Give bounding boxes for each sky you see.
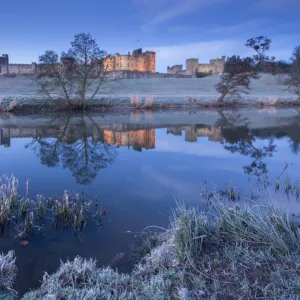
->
[0,0,299,72]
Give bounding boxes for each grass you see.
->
[0,175,104,242]
[18,194,300,299]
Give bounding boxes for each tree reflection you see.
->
[216,110,276,178]
[288,109,300,154]
[26,113,117,184]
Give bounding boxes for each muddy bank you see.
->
[1,98,300,114]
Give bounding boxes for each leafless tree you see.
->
[215,36,273,103]
[34,33,113,109]
[284,46,300,100]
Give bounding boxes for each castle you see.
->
[0,49,156,76]
[167,56,226,78]
[104,48,156,73]
[1,51,225,78]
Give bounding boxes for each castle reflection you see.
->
[167,125,223,143]
[1,111,300,183]
[103,129,155,151]
[0,125,223,149]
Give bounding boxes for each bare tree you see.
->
[34,33,112,109]
[215,36,273,103]
[284,46,300,100]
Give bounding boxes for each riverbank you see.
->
[3,198,300,299]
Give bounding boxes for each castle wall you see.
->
[114,54,132,70]
[197,64,214,73]
[105,70,192,79]
[8,64,36,75]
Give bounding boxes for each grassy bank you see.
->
[1,199,299,299]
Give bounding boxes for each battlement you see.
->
[9,63,34,66]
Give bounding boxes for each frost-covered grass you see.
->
[20,199,300,299]
[0,251,17,299]
[0,74,299,112]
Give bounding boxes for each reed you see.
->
[0,175,104,241]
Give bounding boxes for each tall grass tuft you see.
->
[143,96,154,109]
[130,95,141,108]
[0,250,17,298]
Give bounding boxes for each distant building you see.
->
[167,56,226,78]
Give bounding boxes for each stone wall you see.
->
[8,64,36,75]
[106,70,192,79]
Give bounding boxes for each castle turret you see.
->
[0,54,9,74]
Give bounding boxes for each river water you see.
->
[0,108,300,295]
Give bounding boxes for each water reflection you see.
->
[25,114,118,184]
[216,110,276,178]
[0,110,300,183]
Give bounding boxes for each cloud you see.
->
[167,25,196,33]
[206,19,268,36]
[253,0,299,10]
[139,0,228,31]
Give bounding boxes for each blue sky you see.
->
[0,0,299,72]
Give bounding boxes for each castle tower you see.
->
[0,54,9,74]
[145,51,156,73]
[210,56,226,73]
[186,58,198,78]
